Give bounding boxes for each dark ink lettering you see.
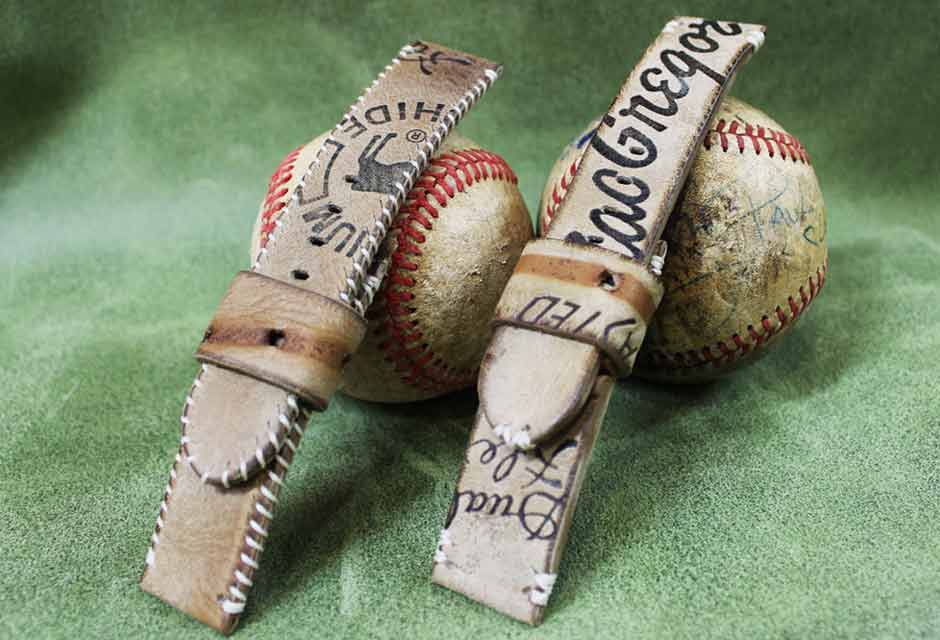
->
[591,126,658,168]
[413,101,444,122]
[364,104,391,125]
[340,115,367,139]
[517,295,560,324]
[547,301,581,329]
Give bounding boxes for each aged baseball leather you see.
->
[141,41,501,634]
[253,132,534,403]
[492,238,664,375]
[432,376,614,625]
[635,97,828,379]
[537,97,828,383]
[480,18,766,448]
[189,271,366,485]
[434,18,766,624]
[196,271,366,410]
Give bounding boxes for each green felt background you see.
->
[2,1,938,638]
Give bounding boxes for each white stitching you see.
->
[219,422,303,617]
[433,528,452,564]
[493,423,512,444]
[255,502,274,520]
[200,43,497,619]
[234,570,253,587]
[250,42,417,274]
[222,600,245,614]
[155,368,306,620]
[529,570,557,606]
[493,423,533,451]
[650,241,667,277]
[249,519,268,537]
[334,58,501,314]
[183,392,298,484]
[746,30,765,50]
[145,384,200,568]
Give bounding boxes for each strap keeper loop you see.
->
[196,271,366,410]
[492,239,664,376]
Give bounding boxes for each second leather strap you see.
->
[480,18,767,448]
[140,41,502,634]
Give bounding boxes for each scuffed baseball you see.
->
[539,97,828,382]
[252,131,532,402]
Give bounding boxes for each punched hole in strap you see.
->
[195,271,367,411]
[598,270,618,291]
[266,329,287,348]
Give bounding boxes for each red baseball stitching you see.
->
[258,144,303,249]
[378,148,517,392]
[543,156,581,231]
[703,118,810,163]
[642,260,827,374]
[541,120,811,230]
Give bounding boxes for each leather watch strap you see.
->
[140,42,501,634]
[481,17,766,447]
[433,18,765,622]
[432,376,614,625]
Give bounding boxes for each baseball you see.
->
[539,97,827,382]
[252,131,532,402]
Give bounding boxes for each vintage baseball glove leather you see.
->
[139,42,502,634]
[433,18,767,624]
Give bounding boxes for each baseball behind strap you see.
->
[481,18,767,447]
[140,42,501,634]
[433,18,765,623]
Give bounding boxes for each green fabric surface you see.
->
[2,2,938,638]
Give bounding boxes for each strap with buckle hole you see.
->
[140,41,501,634]
[433,18,766,624]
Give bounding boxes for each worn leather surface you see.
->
[639,97,827,379]
[477,18,765,448]
[482,239,662,449]
[492,239,664,375]
[190,272,366,483]
[196,271,366,411]
[436,19,767,622]
[139,411,306,635]
[140,41,502,634]
[538,97,828,382]
[7,4,940,639]
[251,44,500,314]
[251,132,534,403]
[432,376,614,625]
